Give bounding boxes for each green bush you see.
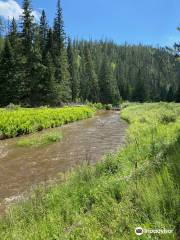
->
[105,104,112,110]
[158,112,176,124]
[0,106,95,139]
[87,102,104,110]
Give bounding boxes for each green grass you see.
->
[17,131,62,147]
[0,106,95,139]
[0,103,179,240]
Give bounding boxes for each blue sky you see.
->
[0,0,179,46]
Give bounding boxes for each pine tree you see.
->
[46,28,54,55]
[174,27,180,61]
[84,46,99,102]
[43,52,57,105]
[8,18,18,47]
[79,44,87,101]
[29,24,46,106]
[0,39,19,106]
[53,0,71,104]
[20,0,35,105]
[99,56,120,104]
[166,86,174,102]
[21,0,34,53]
[39,10,48,56]
[176,82,180,102]
[160,86,167,101]
[53,0,65,52]
[67,38,80,101]
[0,18,23,106]
[0,2,179,107]
[132,69,146,102]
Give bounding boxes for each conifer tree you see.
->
[21,0,34,53]
[29,24,46,106]
[0,0,179,106]
[174,27,180,61]
[79,45,87,101]
[99,56,120,104]
[53,0,71,104]
[53,0,65,51]
[46,28,54,55]
[0,39,19,105]
[84,46,99,102]
[132,69,146,102]
[20,0,35,105]
[166,86,174,102]
[176,82,180,103]
[8,18,18,47]
[67,38,79,101]
[39,10,48,56]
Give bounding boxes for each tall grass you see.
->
[0,103,179,239]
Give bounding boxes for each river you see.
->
[0,111,127,211]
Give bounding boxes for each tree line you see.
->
[0,0,179,107]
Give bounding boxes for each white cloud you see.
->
[0,0,40,21]
[32,10,40,21]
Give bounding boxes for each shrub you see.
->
[0,106,95,139]
[87,102,104,110]
[105,104,112,110]
[159,112,176,124]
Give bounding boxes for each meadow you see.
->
[0,103,179,239]
[0,106,95,139]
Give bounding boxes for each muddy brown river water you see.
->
[0,111,127,211]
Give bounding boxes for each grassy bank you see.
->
[0,103,179,239]
[0,106,95,139]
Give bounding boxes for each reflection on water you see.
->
[0,111,127,209]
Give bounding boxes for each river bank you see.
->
[0,111,127,214]
[0,103,179,240]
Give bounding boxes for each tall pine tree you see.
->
[99,56,120,104]
[39,10,48,57]
[132,69,146,102]
[53,0,71,104]
[20,0,35,105]
[84,46,99,102]
[67,38,80,101]
[176,82,180,102]
[0,39,19,106]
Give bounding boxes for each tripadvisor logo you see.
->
[135,227,143,236]
[135,226,173,236]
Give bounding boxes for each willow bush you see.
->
[0,106,95,139]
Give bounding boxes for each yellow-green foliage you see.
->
[0,106,95,139]
[0,103,179,240]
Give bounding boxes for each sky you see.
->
[0,0,179,47]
